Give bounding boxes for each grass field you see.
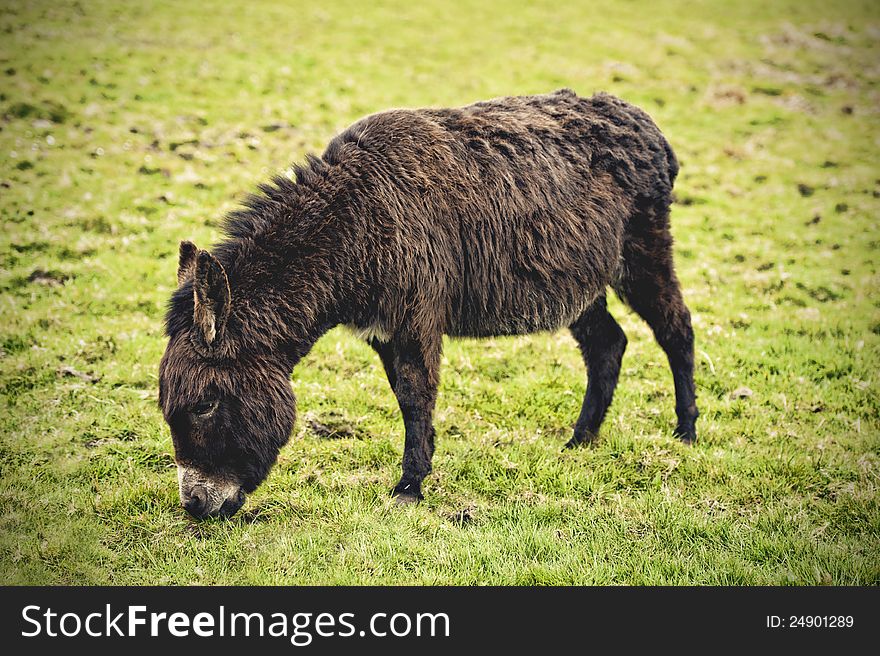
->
[1,0,878,585]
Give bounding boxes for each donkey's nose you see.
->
[183,485,208,518]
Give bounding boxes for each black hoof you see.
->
[393,493,422,506]
[674,426,697,445]
[563,432,596,450]
[391,480,423,504]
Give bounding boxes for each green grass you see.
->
[1,0,878,585]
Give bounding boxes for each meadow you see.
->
[0,0,878,584]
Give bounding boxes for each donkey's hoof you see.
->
[393,493,422,506]
[675,430,697,446]
[391,481,423,505]
[563,433,595,450]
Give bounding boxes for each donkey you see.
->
[159,89,698,518]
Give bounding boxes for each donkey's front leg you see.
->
[387,330,441,504]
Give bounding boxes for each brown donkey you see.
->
[159,89,698,518]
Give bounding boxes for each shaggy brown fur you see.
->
[159,89,698,517]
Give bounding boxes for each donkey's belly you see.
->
[447,275,605,338]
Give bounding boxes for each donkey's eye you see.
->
[192,399,219,417]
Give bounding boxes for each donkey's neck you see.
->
[217,175,362,371]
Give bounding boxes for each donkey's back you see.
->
[332,89,680,339]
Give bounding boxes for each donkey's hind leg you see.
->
[566,294,628,448]
[613,212,699,443]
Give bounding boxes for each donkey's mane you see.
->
[222,154,333,241]
[164,145,354,339]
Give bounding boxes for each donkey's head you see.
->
[159,241,296,519]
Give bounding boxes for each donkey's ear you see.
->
[177,241,198,285]
[192,250,230,346]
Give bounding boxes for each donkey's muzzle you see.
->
[182,484,246,519]
[183,485,209,518]
[178,465,246,519]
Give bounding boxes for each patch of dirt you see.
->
[775,94,816,114]
[27,269,70,286]
[304,411,366,439]
[57,365,100,383]
[797,183,815,197]
[705,85,747,108]
[729,386,754,400]
[444,507,476,526]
